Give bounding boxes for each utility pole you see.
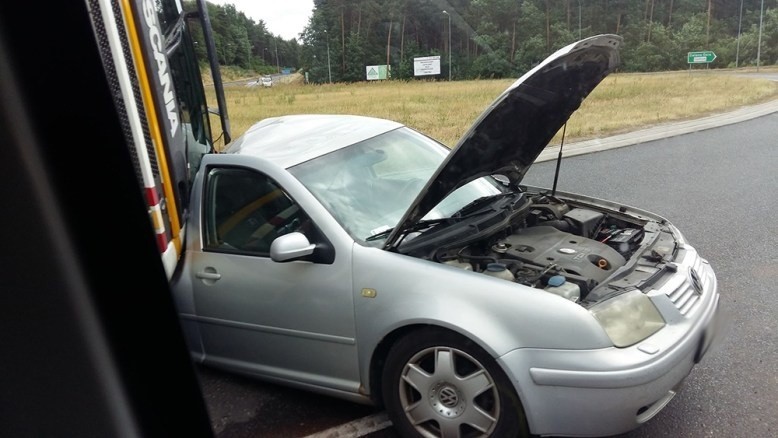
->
[736,0,744,68]
[442,10,451,81]
[578,0,582,39]
[757,0,764,72]
[324,29,332,83]
[274,39,280,74]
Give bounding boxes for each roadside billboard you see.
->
[366,65,390,80]
[414,56,441,76]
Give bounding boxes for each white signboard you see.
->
[413,56,441,76]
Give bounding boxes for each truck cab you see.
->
[88,0,231,277]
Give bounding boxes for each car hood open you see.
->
[384,34,623,250]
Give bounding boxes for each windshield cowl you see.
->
[368,191,516,244]
[394,190,532,255]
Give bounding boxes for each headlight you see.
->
[590,290,665,347]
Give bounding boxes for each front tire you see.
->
[382,328,528,438]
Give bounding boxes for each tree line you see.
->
[186,1,777,83]
[185,2,301,75]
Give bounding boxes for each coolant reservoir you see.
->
[484,263,515,281]
[444,260,473,271]
[544,275,580,302]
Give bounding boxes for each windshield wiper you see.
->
[366,218,451,242]
[453,192,515,218]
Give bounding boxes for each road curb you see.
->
[536,98,778,163]
[301,413,392,438]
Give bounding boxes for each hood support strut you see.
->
[551,122,567,196]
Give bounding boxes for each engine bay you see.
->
[422,193,651,302]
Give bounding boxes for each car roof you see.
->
[223,114,404,168]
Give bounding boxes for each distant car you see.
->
[172,35,720,438]
[261,75,273,87]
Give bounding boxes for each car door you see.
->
[188,164,359,391]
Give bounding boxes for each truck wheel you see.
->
[382,328,528,438]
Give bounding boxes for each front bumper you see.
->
[498,247,720,437]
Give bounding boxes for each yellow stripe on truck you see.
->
[121,0,183,255]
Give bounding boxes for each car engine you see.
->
[426,193,648,302]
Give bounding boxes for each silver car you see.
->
[172,34,720,437]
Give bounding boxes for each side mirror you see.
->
[270,232,316,263]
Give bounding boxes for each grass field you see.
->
[206,70,778,151]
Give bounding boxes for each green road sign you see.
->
[687,51,717,64]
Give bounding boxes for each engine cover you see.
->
[500,226,626,284]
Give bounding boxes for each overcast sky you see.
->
[208,0,315,41]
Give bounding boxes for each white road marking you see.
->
[301,412,392,438]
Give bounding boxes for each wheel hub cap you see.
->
[429,382,465,417]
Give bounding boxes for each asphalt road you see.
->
[197,113,778,437]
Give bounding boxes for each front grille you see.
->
[664,256,706,316]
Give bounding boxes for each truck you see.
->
[1,1,224,435]
[86,0,231,279]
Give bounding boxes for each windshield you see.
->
[289,127,502,245]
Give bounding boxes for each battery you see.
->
[604,228,645,254]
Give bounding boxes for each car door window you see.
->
[204,167,312,255]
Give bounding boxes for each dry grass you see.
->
[206,71,778,150]
[566,72,778,140]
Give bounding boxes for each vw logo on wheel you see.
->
[439,386,459,407]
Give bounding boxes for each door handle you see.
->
[195,268,221,281]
